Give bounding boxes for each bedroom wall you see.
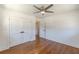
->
[0,5,10,51]
[41,9,79,48]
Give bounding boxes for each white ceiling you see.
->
[1,4,79,17]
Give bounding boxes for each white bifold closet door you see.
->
[9,16,35,47]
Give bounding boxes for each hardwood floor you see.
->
[0,38,79,54]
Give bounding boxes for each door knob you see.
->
[20,31,24,33]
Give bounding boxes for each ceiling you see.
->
[1,4,79,17]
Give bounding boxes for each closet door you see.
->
[10,15,35,47]
[22,18,35,42]
[10,17,24,47]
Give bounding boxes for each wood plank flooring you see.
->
[0,38,79,54]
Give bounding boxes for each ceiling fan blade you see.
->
[45,11,54,13]
[45,4,53,10]
[33,5,41,11]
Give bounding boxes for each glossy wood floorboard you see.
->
[0,38,79,54]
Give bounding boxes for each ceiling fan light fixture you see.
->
[40,11,45,14]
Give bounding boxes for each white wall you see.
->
[0,5,10,51]
[42,9,79,48]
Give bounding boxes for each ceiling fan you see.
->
[33,4,54,15]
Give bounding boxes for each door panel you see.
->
[10,17,24,47]
[22,17,35,42]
